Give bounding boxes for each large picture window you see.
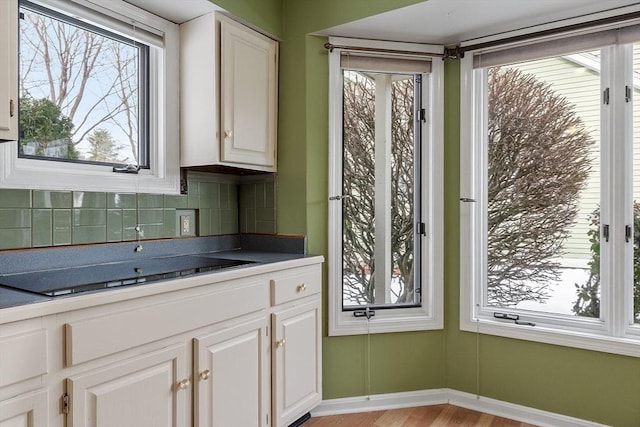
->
[328,39,444,335]
[460,23,640,355]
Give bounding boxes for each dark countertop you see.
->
[0,287,53,308]
[0,234,310,309]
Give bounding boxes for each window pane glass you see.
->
[342,70,419,309]
[633,43,640,324]
[18,2,144,166]
[485,50,601,317]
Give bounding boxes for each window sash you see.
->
[0,0,179,194]
[19,0,151,167]
[328,39,444,336]
[340,71,422,310]
[460,30,640,355]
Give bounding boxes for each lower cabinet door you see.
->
[0,389,48,427]
[272,299,322,427]
[194,316,269,427]
[66,344,189,427]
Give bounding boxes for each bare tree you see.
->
[486,68,593,306]
[341,67,593,308]
[342,72,416,306]
[19,7,140,161]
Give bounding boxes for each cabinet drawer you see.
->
[66,279,268,366]
[0,329,48,387]
[270,264,321,306]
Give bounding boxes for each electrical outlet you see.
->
[175,209,196,237]
[181,215,190,235]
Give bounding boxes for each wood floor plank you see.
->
[401,405,447,427]
[306,404,539,427]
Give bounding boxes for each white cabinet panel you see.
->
[0,329,48,387]
[180,13,277,172]
[0,390,48,427]
[66,345,189,427]
[194,316,269,427]
[272,299,322,427]
[220,17,277,169]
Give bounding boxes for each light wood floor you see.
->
[305,404,538,427]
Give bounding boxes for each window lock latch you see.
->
[353,307,375,319]
[113,164,140,174]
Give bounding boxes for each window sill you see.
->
[330,308,443,336]
[460,317,640,358]
[0,141,180,194]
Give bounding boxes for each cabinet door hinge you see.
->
[603,224,610,242]
[603,88,610,105]
[625,85,632,103]
[419,108,426,122]
[266,326,269,336]
[62,393,70,414]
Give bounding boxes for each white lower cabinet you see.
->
[271,299,322,427]
[0,389,48,427]
[66,345,190,427]
[0,258,323,427]
[194,315,269,427]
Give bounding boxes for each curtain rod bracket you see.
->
[443,45,464,61]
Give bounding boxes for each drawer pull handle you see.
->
[296,283,306,292]
[177,379,191,390]
[276,339,286,348]
[199,370,211,381]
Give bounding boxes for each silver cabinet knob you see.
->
[224,130,233,138]
[296,283,306,293]
[276,339,285,348]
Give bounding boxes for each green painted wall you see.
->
[3,0,639,424]
[272,1,640,426]
[278,0,447,401]
[442,59,640,427]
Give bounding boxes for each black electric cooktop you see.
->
[0,255,254,297]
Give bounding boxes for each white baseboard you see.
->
[310,389,448,416]
[311,388,609,427]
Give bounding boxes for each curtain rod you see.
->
[456,10,640,56]
[323,42,444,58]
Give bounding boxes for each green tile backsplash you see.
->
[0,173,275,251]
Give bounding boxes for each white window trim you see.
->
[0,0,180,194]
[459,39,640,358]
[328,37,444,336]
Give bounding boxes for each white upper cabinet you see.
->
[0,0,18,142]
[220,17,277,169]
[180,13,278,172]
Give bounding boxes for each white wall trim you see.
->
[310,389,448,416]
[311,389,608,427]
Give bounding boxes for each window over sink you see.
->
[0,0,180,194]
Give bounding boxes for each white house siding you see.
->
[504,51,602,261]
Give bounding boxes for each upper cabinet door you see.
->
[220,18,278,169]
[0,0,18,142]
